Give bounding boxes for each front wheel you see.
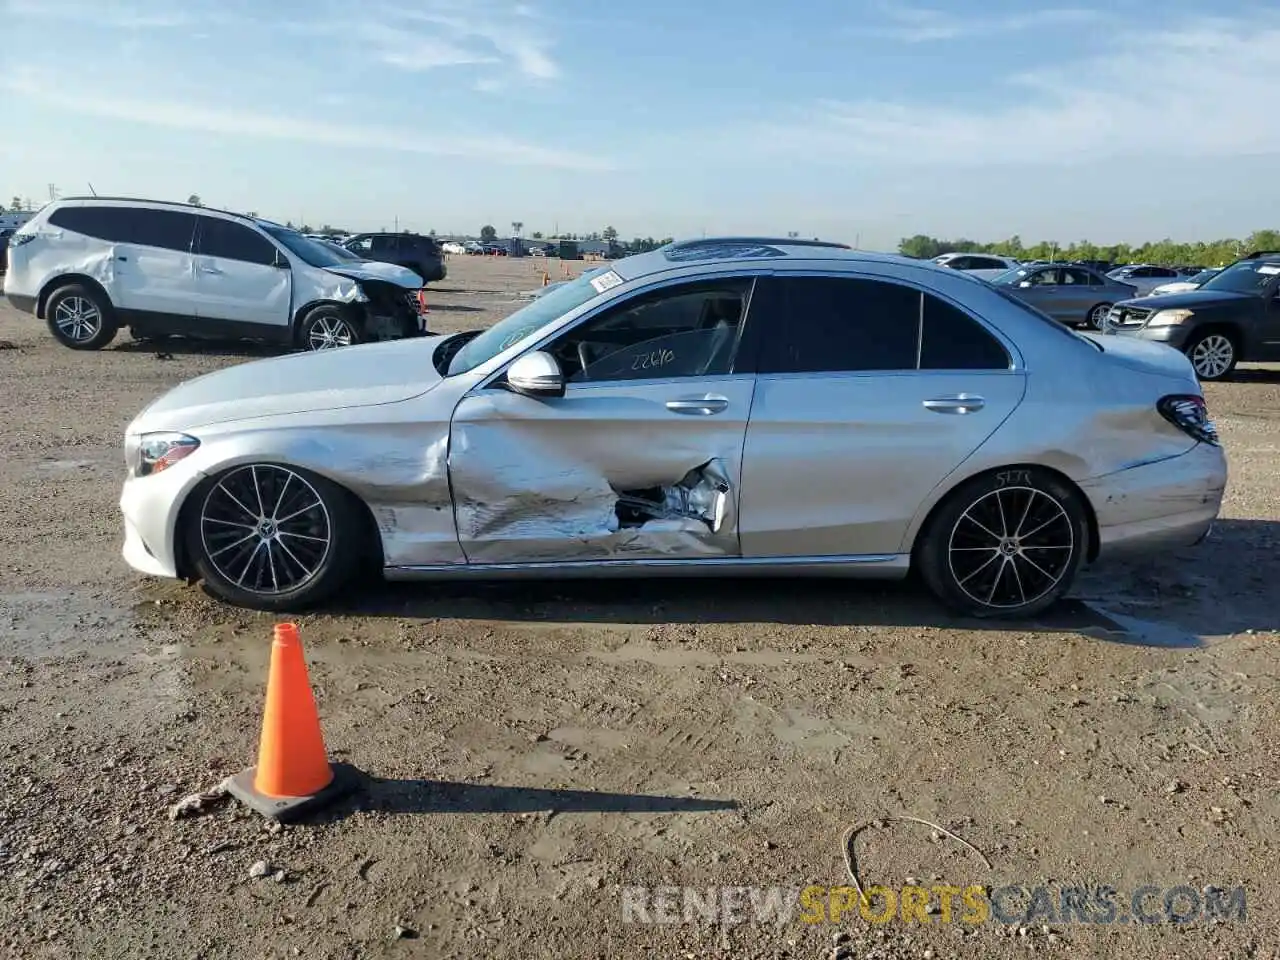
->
[916,469,1089,619]
[1185,330,1237,381]
[1086,302,1112,330]
[298,304,362,351]
[185,463,367,611]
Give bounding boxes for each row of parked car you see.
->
[931,252,1275,381]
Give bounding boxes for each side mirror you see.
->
[506,351,565,399]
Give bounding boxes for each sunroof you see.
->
[662,241,790,263]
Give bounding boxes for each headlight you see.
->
[1147,309,1193,327]
[130,432,200,477]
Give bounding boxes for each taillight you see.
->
[1158,394,1219,445]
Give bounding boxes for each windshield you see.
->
[989,267,1031,285]
[1189,269,1219,284]
[446,270,611,376]
[259,223,351,268]
[1200,260,1280,296]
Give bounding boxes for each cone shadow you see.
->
[316,775,738,819]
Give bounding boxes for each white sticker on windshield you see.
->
[590,270,624,293]
[1257,265,1280,275]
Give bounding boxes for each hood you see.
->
[1149,281,1198,295]
[129,336,447,433]
[1089,332,1197,382]
[325,260,423,288]
[1118,288,1251,311]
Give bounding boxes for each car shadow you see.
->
[335,579,1199,646]
[1225,366,1280,384]
[111,337,288,359]
[310,774,737,822]
[323,518,1280,646]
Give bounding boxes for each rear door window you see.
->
[112,208,198,252]
[197,217,277,265]
[755,276,919,373]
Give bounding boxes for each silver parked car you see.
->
[119,238,1226,619]
[990,264,1138,329]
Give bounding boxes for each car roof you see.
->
[608,236,961,283]
[48,196,261,225]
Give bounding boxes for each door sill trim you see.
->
[384,554,910,581]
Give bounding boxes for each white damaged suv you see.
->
[3,198,427,351]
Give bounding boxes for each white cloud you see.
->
[387,1,561,79]
[751,16,1280,166]
[854,3,1101,42]
[2,0,191,28]
[2,71,610,171]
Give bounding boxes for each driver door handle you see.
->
[923,394,985,414]
[666,396,729,416]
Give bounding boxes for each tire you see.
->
[1086,302,1112,330]
[916,467,1089,619]
[298,304,362,352]
[1184,329,1237,381]
[45,283,118,350]
[185,463,367,611]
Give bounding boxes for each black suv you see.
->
[1102,251,1280,381]
[343,233,446,283]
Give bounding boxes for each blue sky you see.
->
[3,0,1279,248]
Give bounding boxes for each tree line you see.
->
[898,230,1280,267]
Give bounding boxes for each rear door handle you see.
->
[923,394,985,414]
[666,396,729,416]
[199,265,222,274]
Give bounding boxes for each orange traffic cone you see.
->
[225,623,358,821]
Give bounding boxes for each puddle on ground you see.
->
[1079,602,1204,648]
[33,459,101,473]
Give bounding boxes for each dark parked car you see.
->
[1102,251,1280,381]
[342,233,446,283]
[0,229,13,272]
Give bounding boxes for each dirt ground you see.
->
[1,254,1277,960]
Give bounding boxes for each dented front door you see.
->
[448,375,755,564]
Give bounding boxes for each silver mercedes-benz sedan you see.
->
[119,237,1227,619]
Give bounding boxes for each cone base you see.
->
[226,762,362,822]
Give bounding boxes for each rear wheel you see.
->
[916,468,1089,619]
[1185,329,1237,381]
[45,284,118,350]
[185,463,367,610]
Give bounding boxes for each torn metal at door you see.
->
[614,460,731,533]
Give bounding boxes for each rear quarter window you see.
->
[47,205,125,241]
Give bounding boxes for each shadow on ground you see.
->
[173,521,1278,650]
[111,337,287,359]
[317,774,736,820]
